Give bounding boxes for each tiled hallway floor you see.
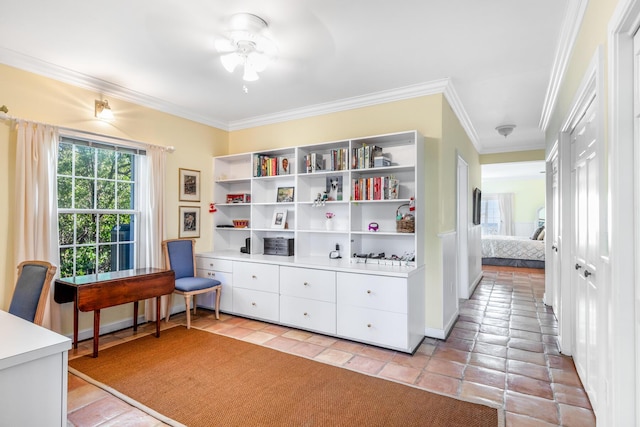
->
[67,266,596,426]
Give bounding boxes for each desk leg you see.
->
[73,295,79,349]
[155,296,161,338]
[92,309,100,358]
[133,301,139,332]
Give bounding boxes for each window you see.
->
[57,136,143,277]
[481,196,501,235]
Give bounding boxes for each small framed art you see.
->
[277,186,295,203]
[271,209,288,229]
[179,206,200,238]
[179,168,200,202]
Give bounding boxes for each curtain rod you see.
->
[0,105,175,153]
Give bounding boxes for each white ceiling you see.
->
[0,0,570,154]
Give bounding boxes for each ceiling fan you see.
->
[214,13,278,82]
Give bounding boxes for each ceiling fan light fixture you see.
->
[496,124,516,138]
[216,13,277,82]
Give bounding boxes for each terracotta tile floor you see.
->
[67,266,596,426]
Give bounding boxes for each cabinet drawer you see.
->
[280,295,336,335]
[337,305,408,349]
[195,270,232,312]
[196,257,233,273]
[337,273,407,313]
[280,267,336,302]
[232,288,279,322]
[233,261,279,292]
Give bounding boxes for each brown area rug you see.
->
[70,326,501,427]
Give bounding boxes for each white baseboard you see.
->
[469,271,483,296]
[424,327,446,340]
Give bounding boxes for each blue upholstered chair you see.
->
[162,238,221,329]
[8,261,57,326]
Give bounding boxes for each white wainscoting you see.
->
[440,231,458,338]
[469,224,483,295]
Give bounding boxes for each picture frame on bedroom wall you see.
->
[472,187,482,225]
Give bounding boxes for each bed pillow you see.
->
[531,225,545,240]
[537,229,545,240]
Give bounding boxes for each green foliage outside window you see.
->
[57,140,138,278]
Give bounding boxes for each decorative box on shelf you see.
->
[263,238,294,256]
[227,193,251,204]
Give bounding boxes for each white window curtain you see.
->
[14,120,61,331]
[140,146,167,321]
[497,193,515,235]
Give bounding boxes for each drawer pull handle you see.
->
[367,290,371,294]
[303,312,308,316]
[251,302,256,306]
[303,282,309,286]
[252,275,257,279]
[367,323,372,328]
[209,263,214,267]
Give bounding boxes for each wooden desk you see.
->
[54,268,175,357]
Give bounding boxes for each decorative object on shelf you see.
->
[277,186,294,202]
[313,191,328,207]
[373,155,391,167]
[232,219,249,228]
[179,168,201,202]
[325,212,335,230]
[214,13,277,82]
[326,175,343,201]
[209,203,217,213]
[368,222,379,232]
[264,237,294,256]
[179,206,200,238]
[329,243,342,259]
[271,209,288,229]
[278,156,290,174]
[396,204,415,233]
[226,193,251,204]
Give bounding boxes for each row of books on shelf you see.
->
[253,154,292,177]
[303,148,349,173]
[352,144,383,169]
[352,176,399,201]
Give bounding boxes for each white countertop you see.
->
[0,310,71,370]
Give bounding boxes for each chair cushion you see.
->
[175,277,221,293]
[166,240,195,279]
[8,264,48,322]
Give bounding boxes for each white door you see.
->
[570,96,599,407]
[634,28,640,423]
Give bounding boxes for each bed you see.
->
[481,235,545,269]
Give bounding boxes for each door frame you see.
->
[456,154,469,299]
[608,0,640,423]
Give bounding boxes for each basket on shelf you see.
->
[232,219,249,228]
[396,204,415,233]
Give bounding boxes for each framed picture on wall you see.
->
[473,187,482,225]
[179,206,200,238]
[179,168,200,202]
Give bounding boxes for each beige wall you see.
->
[480,149,545,164]
[482,179,545,225]
[0,64,227,333]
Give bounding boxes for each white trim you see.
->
[442,83,481,153]
[539,0,590,130]
[457,154,470,299]
[424,326,446,340]
[607,0,640,423]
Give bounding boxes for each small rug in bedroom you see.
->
[69,326,501,427]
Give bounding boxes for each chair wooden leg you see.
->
[215,287,221,320]
[165,293,173,322]
[184,295,191,329]
[193,294,197,315]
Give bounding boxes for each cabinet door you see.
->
[280,295,336,335]
[232,288,279,322]
[233,261,279,292]
[195,270,232,312]
[337,273,407,313]
[337,305,408,349]
[280,266,336,302]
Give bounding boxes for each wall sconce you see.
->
[95,99,114,120]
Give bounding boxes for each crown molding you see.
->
[479,141,546,155]
[0,47,479,146]
[228,79,451,130]
[0,47,229,130]
[539,0,589,131]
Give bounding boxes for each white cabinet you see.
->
[279,266,336,335]
[195,255,233,312]
[206,130,426,353]
[232,261,279,322]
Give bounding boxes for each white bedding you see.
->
[481,235,545,261]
